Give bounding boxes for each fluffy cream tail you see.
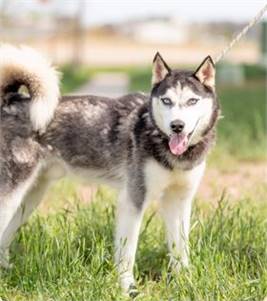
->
[0,45,60,132]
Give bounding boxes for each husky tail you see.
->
[0,45,60,132]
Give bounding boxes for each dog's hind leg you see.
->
[0,179,49,255]
[0,163,65,263]
[115,186,146,294]
[0,165,41,268]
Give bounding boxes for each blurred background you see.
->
[1,3,267,299]
[0,0,266,206]
[1,0,266,66]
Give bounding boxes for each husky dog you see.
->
[0,45,219,293]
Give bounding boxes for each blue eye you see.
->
[187,98,199,106]
[161,97,173,106]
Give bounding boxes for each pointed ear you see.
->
[152,52,171,86]
[194,56,215,89]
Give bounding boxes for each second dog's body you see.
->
[0,46,219,293]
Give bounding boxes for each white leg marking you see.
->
[0,167,57,253]
[0,165,41,268]
[115,188,145,292]
[160,162,206,271]
[160,190,193,269]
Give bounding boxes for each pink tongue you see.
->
[169,133,188,156]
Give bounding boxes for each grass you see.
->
[0,189,266,301]
[214,82,266,162]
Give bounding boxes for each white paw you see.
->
[170,256,189,274]
[128,284,139,298]
[120,272,137,295]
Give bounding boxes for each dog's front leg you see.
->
[160,162,205,272]
[160,190,193,270]
[115,187,145,294]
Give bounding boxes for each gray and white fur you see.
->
[0,45,219,293]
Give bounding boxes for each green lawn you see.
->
[0,189,266,301]
[0,65,266,300]
[214,82,266,162]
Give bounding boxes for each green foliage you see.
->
[60,65,91,94]
[0,193,266,300]
[241,64,266,80]
[128,67,152,92]
[215,82,266,161]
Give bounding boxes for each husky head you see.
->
[150,52,219,156]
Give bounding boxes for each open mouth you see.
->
[168,119,201,156]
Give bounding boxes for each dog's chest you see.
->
[144,159,205,201]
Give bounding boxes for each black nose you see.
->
[170,119,185,133]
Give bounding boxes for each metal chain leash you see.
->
[214,3,267,64]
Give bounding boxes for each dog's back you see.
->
[36,92,147,187]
